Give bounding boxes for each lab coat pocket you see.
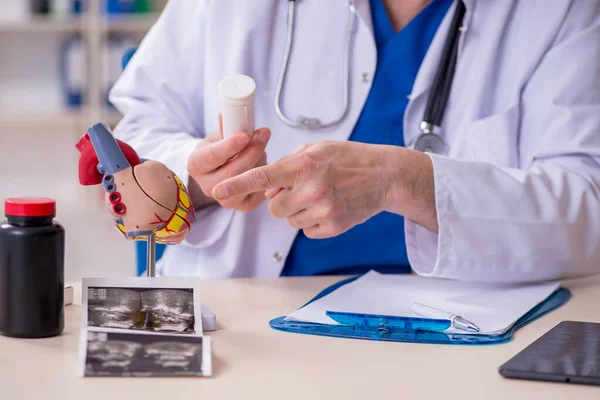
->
[452,104,521,168]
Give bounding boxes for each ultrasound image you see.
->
[85,331,206,377]
[86,339,143,369]
[87,289,143,329]
[141,290,194,332]
[88,287,195,333]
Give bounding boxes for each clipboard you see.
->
[269,275,572,345]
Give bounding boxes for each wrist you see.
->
[382,147,438,231]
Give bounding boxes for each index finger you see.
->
[212,158,299,200]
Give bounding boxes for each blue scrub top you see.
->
[281,0,452,277]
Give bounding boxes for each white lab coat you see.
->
[109,0,600,282]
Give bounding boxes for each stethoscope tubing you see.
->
[274,0,357,130]
[274,0,465,157]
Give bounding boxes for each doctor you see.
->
[109,0,600,282]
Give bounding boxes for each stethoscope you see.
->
[274,0,466,155]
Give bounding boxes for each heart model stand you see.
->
[75,123,216,330]
[146,233,156,277]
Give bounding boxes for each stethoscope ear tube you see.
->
[422,0,465,127]
[275,0,465,158]
[274,0,357,130]
[414,0,466,155]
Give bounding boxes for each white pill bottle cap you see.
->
[218,74,256,138]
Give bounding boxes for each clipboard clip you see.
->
[326,311,451,335]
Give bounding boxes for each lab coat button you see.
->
[273,252,283,262]
[361,73,371,83]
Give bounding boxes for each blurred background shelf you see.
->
[0,0,167,280]
[0,16,83,34]
[104,109,123,125]
[0,109,122,129]
[0,110,82,128]
[103,13,160,34]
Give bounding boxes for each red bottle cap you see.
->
[5,197,56,217]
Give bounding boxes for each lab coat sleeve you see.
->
[406,3,600,283]
[109,0,235,249]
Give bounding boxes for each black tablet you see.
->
[499,321,600,385]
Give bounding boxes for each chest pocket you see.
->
[449,104,521,168]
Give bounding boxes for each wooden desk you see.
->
[1,275,599,399]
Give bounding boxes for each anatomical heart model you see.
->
[76,123,196,246]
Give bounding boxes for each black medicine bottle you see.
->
[0,198,65,338]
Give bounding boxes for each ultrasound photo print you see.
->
[84,330,210,377]
[87,287,195,333]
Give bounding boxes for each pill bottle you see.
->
[218,74,256,138]
[0,198,65,338]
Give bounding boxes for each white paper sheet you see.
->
[285,271,560,335]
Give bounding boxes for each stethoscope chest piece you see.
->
[411,132,447,155]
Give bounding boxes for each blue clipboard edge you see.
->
[269,275,572,345]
